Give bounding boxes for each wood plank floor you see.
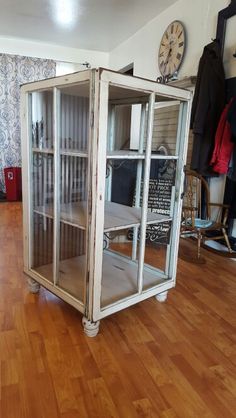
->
[1,202,236,418]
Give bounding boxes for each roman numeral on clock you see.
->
[159,22,185,76]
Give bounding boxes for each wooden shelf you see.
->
[32,148,54,154]
[150,154,178,160]
[32,148,88,158]
[34,252,167,307]
[34,202,86,230]
[32,148,178,161]
[107,150,178,160]
[34,201,171,232]
[107,150,145,159]
[60,150,88,158]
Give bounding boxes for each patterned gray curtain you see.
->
[0,54,56,191]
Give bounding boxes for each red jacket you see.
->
[210,99,234,174]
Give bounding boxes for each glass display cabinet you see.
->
[21,68,192,336]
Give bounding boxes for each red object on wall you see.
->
[4,167,22,201]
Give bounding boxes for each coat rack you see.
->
[216,0,236,57]
[215,0,236,249]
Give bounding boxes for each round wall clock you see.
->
[158,21,186,77]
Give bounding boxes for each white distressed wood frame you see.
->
[132,103,146,261]
[99,280,174,320]
[21,70,91,94]
[21,68,192,326]
[53,87,60,285]
[166,99,192,283]
[86,70,105,320]
[100,69,191,102]
[82,71,93,313]
[106,105,115,202]
[21,74,93,315]
[27,268,85,312]
[137,93,155,294]
[164,102,184,276]
[21,91,31,272]
[90,76,109,320]
[85,69,99,318]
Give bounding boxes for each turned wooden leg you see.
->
[197,231,202,259]
[222,228,233,253]
[155,291,168,303]
[82,317,100,337]
[28,278,40,293]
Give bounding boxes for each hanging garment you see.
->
[190,41,225,176]
[224,175,236,220]
[210,98,234,174]
[227,97,236,141]
[228,145,236,182]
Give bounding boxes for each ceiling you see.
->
[0,0,178,52]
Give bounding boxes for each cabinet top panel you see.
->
[20,68,192,102]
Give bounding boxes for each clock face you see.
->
[158,21,186,77]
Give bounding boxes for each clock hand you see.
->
[163,47,172,74]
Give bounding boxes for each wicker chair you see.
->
[181,170,232,261]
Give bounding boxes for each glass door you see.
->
[30,89,54,282]
[29,78,91,309]
[92,70,191,321]
[56,82,90,304]
[92,78,168,315]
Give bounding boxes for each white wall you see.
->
[0,36,109,74]
[109,0,236,232]
[109,0,236,80]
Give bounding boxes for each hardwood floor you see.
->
[1,202,236,418]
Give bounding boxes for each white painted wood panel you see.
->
[34,201,171,232]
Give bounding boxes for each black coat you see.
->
[190,41,225,176]
[227,97,236,141]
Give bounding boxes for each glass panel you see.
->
[101,228,140,308]
[58,222,86,300]
[31,152,54,282]
[32,213,54,282]
[57,155,88,301]
[103,154,146,307]
[101,85,183,307]
[148,159,177,216]
[107,85,149,156]
[31,90,54,150]
[109,105,132,152]
[101,85,151,307]
[107,159,139,205]
[143,225,170,287]
[56,82,90,302]
[56,83,90,302]
[151,100,181,156]
[143,158,177,287]
[30,90,54,281]
[60,82,90,153]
